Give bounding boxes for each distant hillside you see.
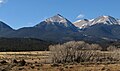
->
[0,38,52,52]
[1,14,120,45]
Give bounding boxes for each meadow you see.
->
[0,51,120,71]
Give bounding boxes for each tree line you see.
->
[0,38,52,51]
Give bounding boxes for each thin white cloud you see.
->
[76,14,85,19]
[0,0,7,5]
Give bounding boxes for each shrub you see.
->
[107,46,118,51]
[49,41,120,63]
[49,41,102,63]
[89,44,102,50]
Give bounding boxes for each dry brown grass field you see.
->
[0,51,120,71]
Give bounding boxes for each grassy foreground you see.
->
[0,51,120,71]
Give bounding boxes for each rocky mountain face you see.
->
[0,14,83,42]
[74,16,120,41]
[74,16,120,29]
[0,14,120,43]
[34,14,78,32]
[74,19,89,29]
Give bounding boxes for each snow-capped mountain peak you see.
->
[74,19,89,23]
[73,19,93,29]
[45,14,68,23]
[74,15,120,29]
[34,14,78,32]
[91,15,119,25]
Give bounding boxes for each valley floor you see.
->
[1,63,120,71]
[0,51,120,71]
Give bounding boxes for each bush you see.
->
[49,41,102,63]
[89,44,102,50]
[107,46,118,51]
[49,41,120,63]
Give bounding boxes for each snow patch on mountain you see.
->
[45,14,67,23]
[74,16,120,29]
[73,19,93,29]
[91,16,119,25]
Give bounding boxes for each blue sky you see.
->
[0,0,120,29]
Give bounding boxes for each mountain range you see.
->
[0,14,120,43]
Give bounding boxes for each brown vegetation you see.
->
[49,41,120,63]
